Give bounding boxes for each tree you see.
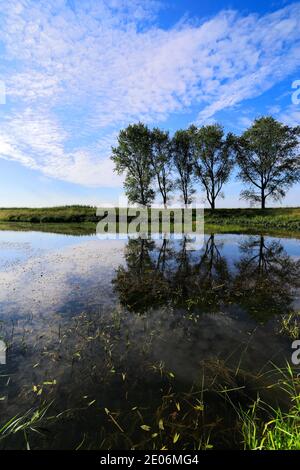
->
[235,117,300,209]
[150,128,173,208]
[172,128,195,207]
[193,124,234,210]
[111,123,154,206]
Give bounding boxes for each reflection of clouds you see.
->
[0,303,291,422]
[0,238,127,417]
[0,239,125,320]
[144,309,290,381]
[0,234,297,433]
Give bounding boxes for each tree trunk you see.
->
[261,188,266,209]
[211,199,215,211]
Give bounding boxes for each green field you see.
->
[0,205,299,233]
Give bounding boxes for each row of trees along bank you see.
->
[111,116,300,209]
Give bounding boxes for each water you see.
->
[0,227,299,449]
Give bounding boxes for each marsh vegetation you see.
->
[0,228,299,449]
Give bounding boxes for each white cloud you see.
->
[278,104,300,126]
[0,1,300,187]
[0,108,123,187]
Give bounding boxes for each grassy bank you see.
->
[205,207,300,231]
[0,205,97,223]
[0,206,299,232]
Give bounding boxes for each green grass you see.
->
[236,364,300,450]
[279,311,300,340]
[0,205,98,223]
[0,402,53,450]
[1,360,299,450]
[0,206,299,233]
[204,207,300,231]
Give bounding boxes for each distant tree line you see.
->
[111,116,300,209]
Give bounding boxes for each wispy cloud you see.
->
[0,0,300,187]
[278,105,300,126]
[0,108,122,186]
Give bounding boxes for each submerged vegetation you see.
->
[279,311,300,340]
[0,233,299,450]
[0,306,299,450]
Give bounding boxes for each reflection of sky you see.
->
[0,230,97,251]
[267,236,300,259]
[0,229,298,428]
[208,233,300,263]
[0,230,299,321]
[152,233,300,271]
[1,230,298,275]
[0,230,98,269]
[0,234,126,322]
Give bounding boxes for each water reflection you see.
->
[233,236,300,320]
[112,239,170,312]
[0,230,299,449]
[113,235,300,320]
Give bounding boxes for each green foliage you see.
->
[279,311,300,339]
[0,205,97,223]
[111,122,155,206]
[151,128,174,207]
[110,117,300,209]
[171,127,196,206]
[235,116,300,209]
[0,402,53,450]
[204,207,300,231]
[193,124,234,210]
[237,365,300,450]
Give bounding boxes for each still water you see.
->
[0,227,299,449]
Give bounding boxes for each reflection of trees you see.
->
[112,238,171,312]
[233,236,300,320]
[113,235,231,314]
[172,235,232,313]
[113,234,300,321]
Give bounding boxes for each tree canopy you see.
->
[111,117,300,209]
[150,128,173,208]
[193,124,234,210]
[111,123,154,206]
[171,128,195,207]
[234,117,300,209]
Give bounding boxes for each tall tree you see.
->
[172,128,195,207]
[111,123,154,206]
[150,128,173,208]
[193,124,234,210]
[235,117,300,209]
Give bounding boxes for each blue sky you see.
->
[0,0,299,208]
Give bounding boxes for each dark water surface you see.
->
[0,227,299,449]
